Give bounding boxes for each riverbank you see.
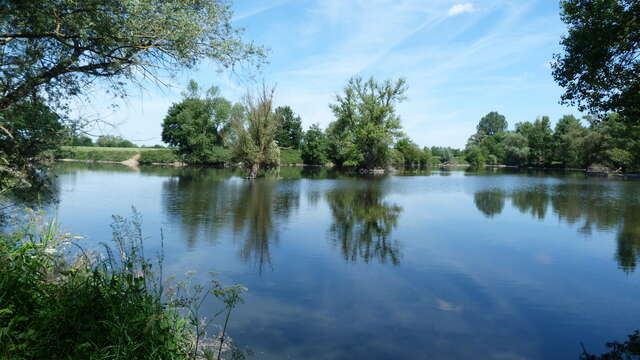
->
[0,213,242,359]
[56,146,305,167]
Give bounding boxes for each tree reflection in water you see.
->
[474,189,506,218]
[326,182,403,265]
[231,179,299,271]
[162,168,300,271]
[472,182,640,272]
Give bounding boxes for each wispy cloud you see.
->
[77,0,577,148]
[448,3,475,16]
[232,0,291,22]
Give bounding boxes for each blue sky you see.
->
[79,0,579,149]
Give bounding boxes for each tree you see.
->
[274,106,303,149]
[516,117,553,166]
[326,76,407,169]
[232,86,280,178]
[552,0,640,123]
[0,99,65,193]
[420,147,433,167]
[96,135,136,148]
[477,111,507,137]
[0,0,264,192]
[553,115,587,168]
[162,80,241,163]
[465,145,486,167]
[0,0,264,113]
[502,132,529,166]
[394,137,423,166]
[590,113,640,171]
[301,124,328,165]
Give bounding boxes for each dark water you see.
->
[34,163,640,359]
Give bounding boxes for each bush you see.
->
[280,149,303,164]
[301,124,327,165]
[183,146,231,165]
[0,212,246,360]
[139,149,181,164]
[57,146,139,162]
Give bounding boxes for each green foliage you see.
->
[96,135,137,148]
[430,146,462,161]
[420,147,433,167]
[477,111,507,136]
[516,116,554,166]
[301,124,328,165]
[326,76,407,169]
[232,86,280,178]
[70,135,93,147]
[0,99,65,193]
[553,115,586,168]
[274,106,303,149]
[280,149,303,164]
[553,0,640,123]
[0,0,265,112]
[0,211,247,360]
[465,145,487,167]
[138,149,181,165]
[394,137,423,166]
[502,132,529,166]
[57,146,140,162]
[162,81,242,164]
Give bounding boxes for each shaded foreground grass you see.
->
[0,210,247,360]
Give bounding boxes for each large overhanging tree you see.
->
[0,0,264,193]
[552,0,640,123]
[0,0,264,111]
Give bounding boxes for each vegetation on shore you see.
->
[0,211,247,360]
[463,112,640,172]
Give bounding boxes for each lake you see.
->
[26,163,640,359]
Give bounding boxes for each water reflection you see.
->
[474,190,506,218]
[472,182,640,272]
[231,179,299,270]
[161,169,300,270]
[326,181,403,265]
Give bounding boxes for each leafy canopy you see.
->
[477,111,507,137]
[552,0,640,122]
[162,80,241,164]
[0,0,265,112]
[301,124,328,165]
[327,76,407,169]
[274,106,303,149]
[232,86,280,178]
[0,99,64,193]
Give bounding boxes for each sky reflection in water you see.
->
[34,164,640,359]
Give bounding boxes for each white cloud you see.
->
[448,3,474,16]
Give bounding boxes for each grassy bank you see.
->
[0,212,245,360]
[57,146,305,166]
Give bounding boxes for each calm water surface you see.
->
[34,164,640,359]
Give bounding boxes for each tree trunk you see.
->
[247,162,260,179]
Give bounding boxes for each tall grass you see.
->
[0,210,247,360]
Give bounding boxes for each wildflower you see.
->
[44,248,57,255]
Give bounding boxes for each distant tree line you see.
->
[160,77,441,175]
[464,111,640,172]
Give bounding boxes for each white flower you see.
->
[44,248,57,255]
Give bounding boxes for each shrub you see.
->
[139,149,181,164]
[57,146,139,162]
[280,149,303,164]
[0,211,246,360]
